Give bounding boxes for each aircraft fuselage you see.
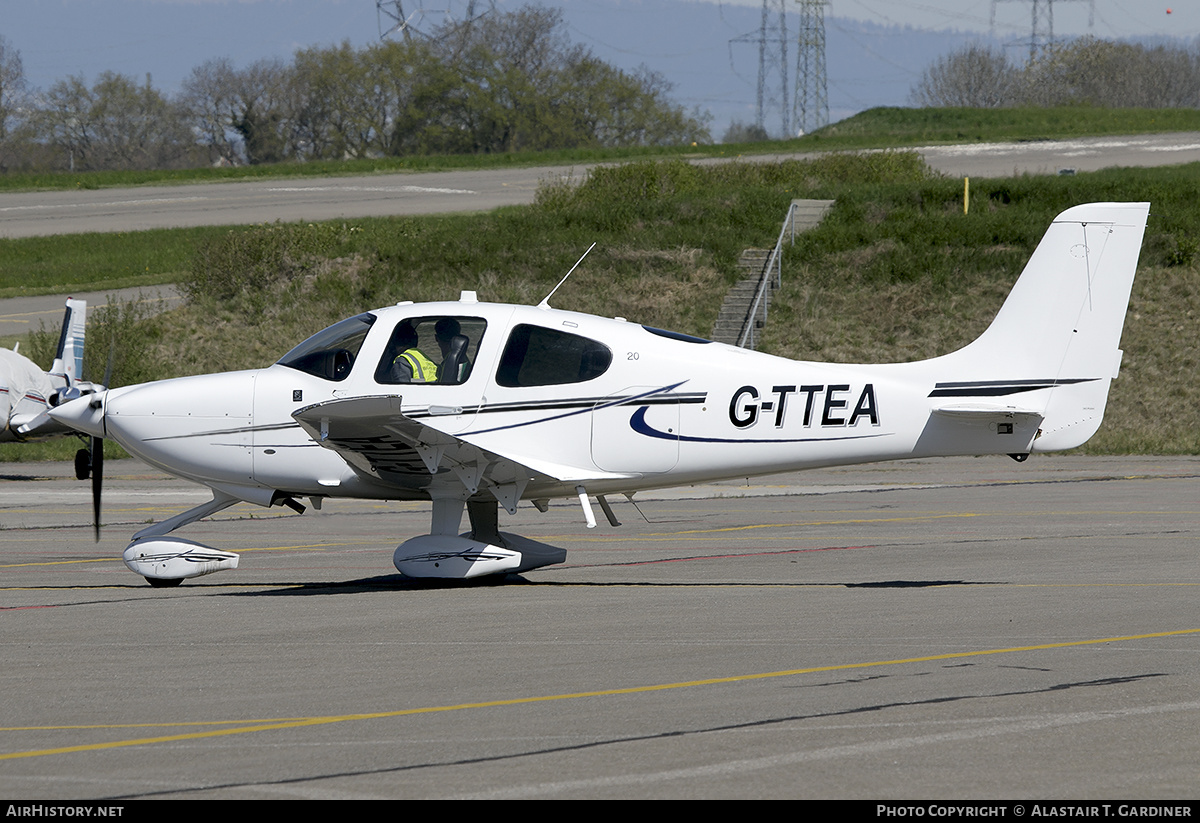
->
[88,298,1026,505]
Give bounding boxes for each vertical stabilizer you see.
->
[935,203,1149,452]
[49,298,87,386]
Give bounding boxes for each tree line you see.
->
[0,4,710,173]
[910,38,1200,109]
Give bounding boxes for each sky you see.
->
[4,0,1197,133]
[828,0,1193,40]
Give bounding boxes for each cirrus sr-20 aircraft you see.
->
[51,202,1149,587]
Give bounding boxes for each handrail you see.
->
[737,201,798,350]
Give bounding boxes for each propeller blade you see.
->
[102,334,115,390]
[91,436,103,542]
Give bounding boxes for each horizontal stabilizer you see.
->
[932,404,1044,423]
[916,403,1043,456]
[14,409,53,435]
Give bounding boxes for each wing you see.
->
[293,395,635,511]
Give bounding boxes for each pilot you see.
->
[390,321,438,383]
[435,317,471,383]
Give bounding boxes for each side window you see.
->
[277,313,376,382]
[496,324,612,388]
[375,316,486,385]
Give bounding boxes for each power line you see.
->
[376,0,493,41]
[990,0,1095,61]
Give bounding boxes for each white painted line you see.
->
[0,196,208,213]
[266,185,476,195]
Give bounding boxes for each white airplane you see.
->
[50,202,1149,587]
[2,298,106,479]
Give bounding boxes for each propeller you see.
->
[90,335,115,542]
[90,430,103,541]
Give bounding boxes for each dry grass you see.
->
[1088,265,1200,453]
[762,254,1016,365]
[761,258,1200,454]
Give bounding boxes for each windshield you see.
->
[277,313,377,381]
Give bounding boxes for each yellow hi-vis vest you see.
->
[396,349,438,382]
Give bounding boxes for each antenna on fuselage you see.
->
[538,243,596,310]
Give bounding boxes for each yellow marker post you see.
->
[964,177,970,214]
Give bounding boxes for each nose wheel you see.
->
[74,447,91,480]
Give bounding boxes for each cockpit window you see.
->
[375,316,487,385]
[496,324,612,387]
[277,313,376,382]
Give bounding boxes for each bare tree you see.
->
[1023,39,1200,108]
[912,38,1200,111]
[37,72,192,171]
[38,75,96,170]
[91,73,192,169]
[181,58,293,165]
[229,59,293,165]
[0,35,30,170]
[180,58,243,165]
[909,44,1019,108]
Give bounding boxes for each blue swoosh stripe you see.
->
[628,406,890,445]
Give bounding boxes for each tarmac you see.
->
[2,454,1198,798]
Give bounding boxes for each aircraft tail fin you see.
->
[935,202,1149,452]
[48,298,87,386]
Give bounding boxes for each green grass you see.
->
[802,106,1200,148]
[0,226,233,298]
[5,106,1200,194]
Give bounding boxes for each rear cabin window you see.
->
[374,316,486,385]
[496,324,612,388]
